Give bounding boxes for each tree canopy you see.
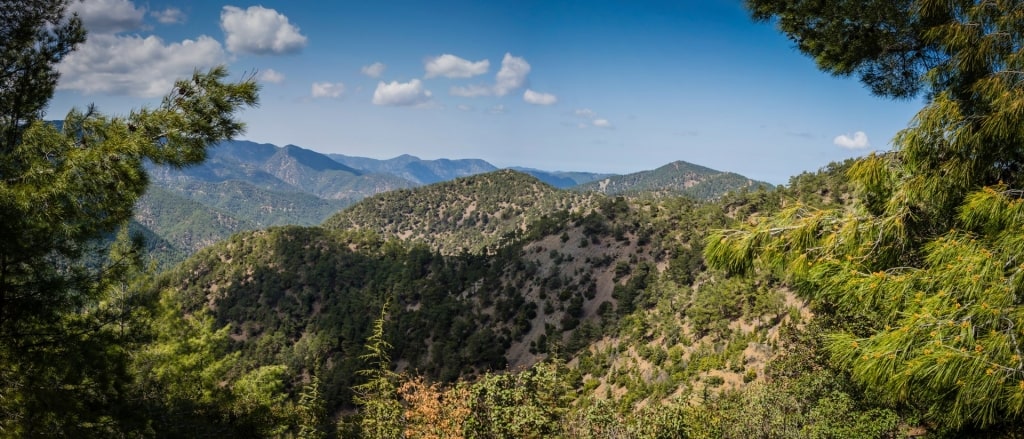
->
[707,0,1024,431]
[0,0,259,434]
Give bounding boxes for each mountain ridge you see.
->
[574,159,773,199]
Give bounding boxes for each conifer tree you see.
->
[354,302,404,438]
[0,0,259,434]
[707,0,1024,431]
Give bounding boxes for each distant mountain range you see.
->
[136,139,771,266]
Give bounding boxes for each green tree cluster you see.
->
[0,0,259,434]
[708,0,1024,432]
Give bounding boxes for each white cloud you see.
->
[574,108,597,119]
[220,6,307,55]
[361,62,386,78]
[424,54,489,78]
[456,104,473,111]
[57,33,225,97]
[259,69,286,84]
[372,79,432,106]
[70,0,145,34]
[450,84,492,97]
[523,89,557,106]
[447,53,530,98]
[572,108,611,128]
[489,104,506,114]
[494,53,530,96]
[151,7,186,24]
[833,131,870,149]
[312,82,345,98]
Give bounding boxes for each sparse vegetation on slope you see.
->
[323,169,601,254]
[575,160,772,200]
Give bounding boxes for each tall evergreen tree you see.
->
[353,302,404,439]
[0,0,259,434]
[707,0,1024,432]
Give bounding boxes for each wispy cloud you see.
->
[151,7,186,24]
[574,108,597,119]
[361,62,386,78]
[833,131,870,149]
[259,69,285,84]
[312,82,345,98]
[573,107,612,129]
[450,84,492,98]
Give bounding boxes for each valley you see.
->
[10,1,1024,437]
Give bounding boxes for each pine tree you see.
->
[0,0,259,434]
[296,373,328,439]
[353,301,404,438]
[706,0,1024,431]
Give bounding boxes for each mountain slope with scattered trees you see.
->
[323,169,602,254]
[575,160,772,199]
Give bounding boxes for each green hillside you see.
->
[575,160,772,199]
[323,169,601,254]
[135,186,254,254]
[143,163,896,436]
[173,179,349,227]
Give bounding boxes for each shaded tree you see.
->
[0,0,259,434]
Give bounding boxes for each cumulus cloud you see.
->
[259,69,286,84]
[220,6,307,55]
[456,104,474,112]
[833,131,870,149]
[57,33,225,97]
[523,89,557,105]
[447,53,530,98]
[425,54,489,78]
[361,62,386,78]
[489,104,506,114]
[69,0,145,34]
[312,82,345,98]
[494,53,530,96]
[151,7,186,24]
[593,119,613,129]
[372,79,432,106]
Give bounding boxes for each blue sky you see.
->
[48,0,923,184]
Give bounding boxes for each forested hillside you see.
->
[143,161,913,437]
[574,160,772,199]
[323,170,601,254]
[329,153,498,185]
[14,0,1024,437]
[139,141,767,267]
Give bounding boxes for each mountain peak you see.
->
[575,159,770,200]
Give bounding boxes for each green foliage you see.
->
[0,0,85,148]
[0,1,259,434]
[353,303,403,439]
[296,374,328,439]
[463,358,573,438]
[574,160,773,200]
[323,169,598,254]
[709,0,1024,432]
